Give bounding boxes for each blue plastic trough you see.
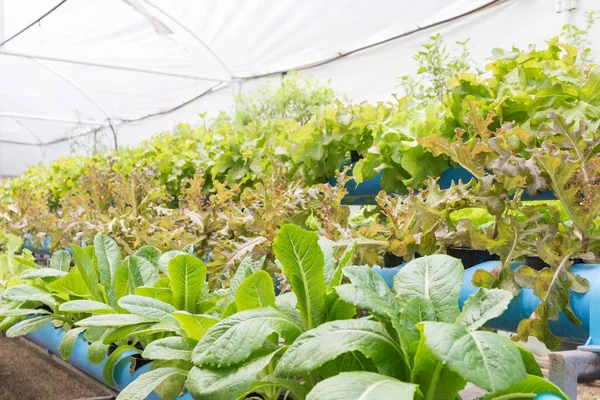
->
[25,323,191,399]
[334,163,557,205]
[374,261,600,344]
[336,164,477,205]
[459,261,600,345]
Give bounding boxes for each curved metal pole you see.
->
[11,117,43,144]
[1,50,229,82]
[30,58,119,149]
[138,0,233,78]
[0,111,109,126]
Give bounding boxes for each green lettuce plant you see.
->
[116,225,564,400]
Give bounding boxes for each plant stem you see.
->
[425,362,444,400]
[492,394,537,400]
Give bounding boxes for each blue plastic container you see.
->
[335,165,480,205]
[332,162,558,204]
[26,322,64,354]
[374,260,600,343]
[332,171,383,205]
[110,348,141,391]
[70,334,109,382]
[534,394,564,400]
[459,261,600,342]
[26,322,192,399]
[372,265,404,288]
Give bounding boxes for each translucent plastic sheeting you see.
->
[0,0,597,176]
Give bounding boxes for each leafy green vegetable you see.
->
[394,255,463,322]
[423,322,526,392]
[116,367,189,400]
[94,234,122,308]
[192,307,303,367]
[6,316,53,338]
[307,372,417,400]
[274,319,407,380]
[50,250,71,272]
[59,327,86,359]
[273,224,326,329]
[234,270,276,311]
[168,255,206,314]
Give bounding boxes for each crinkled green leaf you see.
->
[335,265,399,320]
[192,307,303,368]
[129,322,180,338]
[187,350,282,400]
[456,288,513,331]
[102,323,153,344]
[48,266,90,298]
[218,252,264,311]
[59,300,116,314]
[2,284,56,307]
[319,237,337,286]
[399,296,436,361]
[88,339,109,365]
[134,286,173,304]
[142,336,195,362]
[134,245,161,266]
[20,269,67,280]
[423,321,526,392]
[324,292,356,321]
[50,250,71,272]
[517,346,543,377]
[150,360,190,400]
[394,255,463,322]
[125,255,159,290]
[0,308,50,317]
[115,367,188,400]
[59,327,85,360]
[327,240,357,291]
[157,251,185,276]
[411,326,466,400]
[6,315,53,338]
[118,295,178,324]
[275,319,407,380]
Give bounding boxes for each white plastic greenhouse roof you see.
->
[0,0,598,176]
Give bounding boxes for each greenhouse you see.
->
[1,0,600,399]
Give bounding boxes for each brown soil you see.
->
[579,380,600,400]
[0,335,113,400]
[1,333,600,400]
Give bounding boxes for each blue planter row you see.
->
[334,164,556,205]
[374,261,600,343]
[21,313,564,400]
[26,323,192,400]
[459,261,600,343]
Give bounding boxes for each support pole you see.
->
[0,0,4,178]
[549,350,600,400]
[0,0,4,45]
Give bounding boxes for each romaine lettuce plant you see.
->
[117,225,565,400]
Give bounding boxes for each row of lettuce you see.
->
[1,38,598,238]
[1,37,600,348]
[0,226,566,399]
